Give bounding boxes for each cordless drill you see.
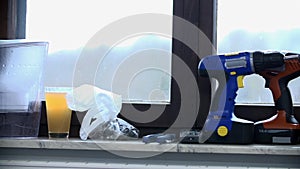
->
[254,53,300,144]
[198,51,285,144]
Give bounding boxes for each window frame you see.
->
[0,0,26,39]
[0,0,219,136]
[3,0,298,137]
[119,0,216,133]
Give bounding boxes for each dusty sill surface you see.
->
[0,138,299,156]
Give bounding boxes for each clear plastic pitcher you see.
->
[0,40,48,137]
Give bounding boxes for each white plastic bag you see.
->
[66,84,138,140]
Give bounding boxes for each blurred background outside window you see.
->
[26,0,173,104]
[217,0,300,105]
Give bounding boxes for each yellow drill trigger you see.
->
[237,76,245,88]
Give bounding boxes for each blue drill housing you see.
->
[198,52,254,134]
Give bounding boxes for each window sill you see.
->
[0,138,299,156]
[1,138,299,168]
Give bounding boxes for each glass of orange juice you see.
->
[45,87,72,139]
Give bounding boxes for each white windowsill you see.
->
[0,138,299,156]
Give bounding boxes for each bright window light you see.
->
[26,0,173,104]
[217,0,300,105]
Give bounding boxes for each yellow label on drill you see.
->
[230,71,237,75]
[213,115,221,120]
[217,126,228,137]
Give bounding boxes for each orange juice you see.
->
[45,88,72,138]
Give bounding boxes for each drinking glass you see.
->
[45,87,72,138]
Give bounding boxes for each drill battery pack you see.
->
[180,121,254,144]
[205,121,254,144]
[254,111,300,144]
[254,124,300,144]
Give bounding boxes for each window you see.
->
[26,0,173,104]
[24,0,215,131]
[217,0,300,105]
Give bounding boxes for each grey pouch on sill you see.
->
[88,117,139,140]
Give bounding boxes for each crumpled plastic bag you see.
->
[65,84,139,140]
[88,117,139,140]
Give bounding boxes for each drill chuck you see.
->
[252,52,284,72]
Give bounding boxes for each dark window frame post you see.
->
[0,0,26,39]
[119,0,217,135]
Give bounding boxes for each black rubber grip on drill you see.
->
[275,74,300,124]
[253,51,284,72]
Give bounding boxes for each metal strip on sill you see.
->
[0,160,287,169]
